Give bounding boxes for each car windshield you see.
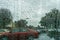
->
[12,28,28,33]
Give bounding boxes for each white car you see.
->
[48,29,56,32]
[0,29,10,33]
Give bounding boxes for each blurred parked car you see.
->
[47,29,56,32]
[0,29,10,40]
[0,28,39,40]
[47,29,60,40]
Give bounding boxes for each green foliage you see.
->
[40,8,60,28]
[0,8,12,28]
[15,19,28,28]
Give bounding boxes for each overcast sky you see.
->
[0,0,60,27]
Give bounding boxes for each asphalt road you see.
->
[34,33,55,40]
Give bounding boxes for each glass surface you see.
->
[12,28,28,32]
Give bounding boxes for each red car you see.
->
[0,28,39,40]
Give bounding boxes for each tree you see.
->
[40,8,60,29]
[40,8,60,40]
[0,8,12,28]
[15,19,28,28]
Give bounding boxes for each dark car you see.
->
[0,28,39,40]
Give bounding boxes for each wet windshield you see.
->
[12,28,28,32]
